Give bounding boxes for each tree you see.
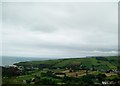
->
[96,74,106,83]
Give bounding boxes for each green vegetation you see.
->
[14,56,118,70]
[2,56,120,86]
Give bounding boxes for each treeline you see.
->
[2,73,120,86]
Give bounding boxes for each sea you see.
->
[1,56,57,66]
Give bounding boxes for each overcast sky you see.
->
[2,2,118,58]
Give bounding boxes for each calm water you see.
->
[2,56,56,66]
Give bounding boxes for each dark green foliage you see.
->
[41,71,54,77]
[2,67,21,77]
[96,73,106,83]
[61,75,95,86]
[40,78,57,85]
[81,74,95,85]
[96,57,108,61]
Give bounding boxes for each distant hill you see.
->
[14,56,119,70]
[2,56,57,66]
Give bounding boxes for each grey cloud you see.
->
[30,25,57,33]
[2,2,118,57]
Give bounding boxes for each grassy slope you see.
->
[4,56,118,84]
[14,56,118,70]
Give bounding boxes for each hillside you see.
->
[14,56,118,70]
[2,56,120,85]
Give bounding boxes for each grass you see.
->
[15,56,118,71]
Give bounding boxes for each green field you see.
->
[2,56,120,85]
[14,56,118,70]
